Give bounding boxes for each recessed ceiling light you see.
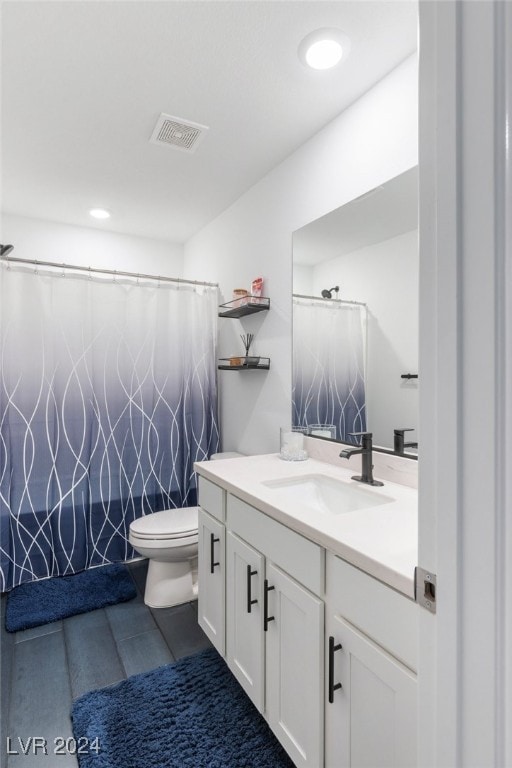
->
[89,208,111,220]
[298,28,351,71]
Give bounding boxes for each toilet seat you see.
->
[130,506,199,541]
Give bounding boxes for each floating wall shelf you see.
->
[218,294,270,369]
[218,297,270,318]
[218,357,270,371]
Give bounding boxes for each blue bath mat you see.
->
[5,563,137,633]
[71,647,295,768]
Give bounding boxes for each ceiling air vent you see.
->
[149,114,209,153]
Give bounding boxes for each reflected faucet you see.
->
[393,428,418,455]
[339,432,384,487]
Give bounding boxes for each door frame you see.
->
[418,1,512,765]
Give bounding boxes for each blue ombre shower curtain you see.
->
[292,297,367,442]
[0,265,219,591]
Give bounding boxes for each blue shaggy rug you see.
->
[5,563,136,633]
[71,647,295,768]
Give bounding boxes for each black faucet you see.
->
[339,432,384,487]
[393,428,418,455]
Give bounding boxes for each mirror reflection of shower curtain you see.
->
[0,265,219,591]
[292,297,367,442]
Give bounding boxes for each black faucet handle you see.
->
[349,431,373,449]
[394,428,416,454]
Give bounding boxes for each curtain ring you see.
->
[88,266,92,280]
[34,258,39,275]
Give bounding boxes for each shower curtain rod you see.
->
[293,293,367,307]
[0,254,219,289]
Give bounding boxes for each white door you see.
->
[226,532,265,712]
[198,508,225,655]
[265,562,324,768]
[326,614,417,768]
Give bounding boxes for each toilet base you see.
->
[144,557,198,609]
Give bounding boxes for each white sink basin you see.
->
[262,474,394,516]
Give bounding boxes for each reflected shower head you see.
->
[321,285,339,299]
[0,244,14,257]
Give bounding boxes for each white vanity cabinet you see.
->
[325,554,418,768]
[265,560,324,768]
[197,472,418,768]
[197,478,226,655]
[226,494,324,768]
[225,531,265,710]
[226,532,324,765]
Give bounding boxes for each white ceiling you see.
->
[293,166,418,266]
[1,1,417,244]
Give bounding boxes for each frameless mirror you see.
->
[292,166,418,456]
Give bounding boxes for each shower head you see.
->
[0,244,14,257]
[321,286,339,299]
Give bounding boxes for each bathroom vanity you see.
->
[194,451,418,768]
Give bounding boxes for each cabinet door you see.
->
[325,614,417,768]
[198,508,225,655]
[265,562,324,768]
[226,532,265,712]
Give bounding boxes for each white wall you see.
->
[184,54,418,455]
[310,229,419,449]
[1,214,184,276]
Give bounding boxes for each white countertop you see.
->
[195,453,418,598]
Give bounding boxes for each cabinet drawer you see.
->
[227,494,324,596]
[326,553,418,672]
[198,476,225,521]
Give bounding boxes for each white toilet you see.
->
[128,452,243,608]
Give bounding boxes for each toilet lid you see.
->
[130,506,199,539]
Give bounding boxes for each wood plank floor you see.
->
[1,560,212,768]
